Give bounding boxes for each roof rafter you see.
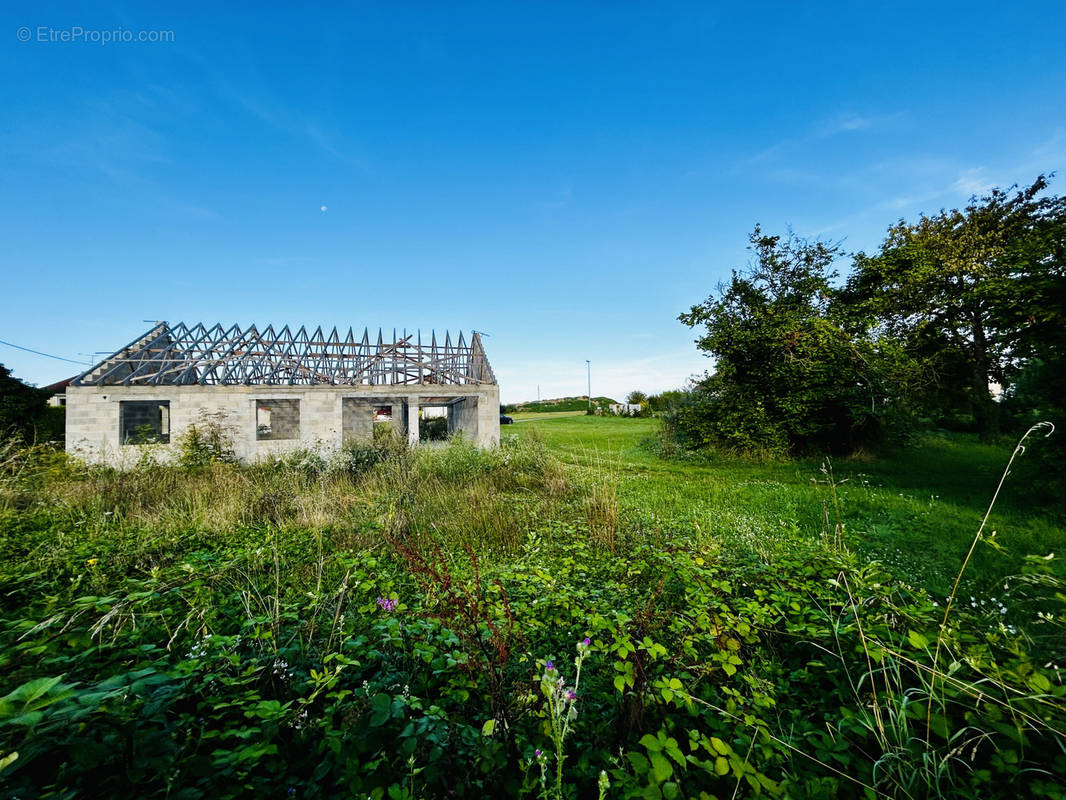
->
[73,322,497,388]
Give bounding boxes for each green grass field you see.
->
[1,420,1063,798]
[504,415,1063,597]
[508,410,588,421]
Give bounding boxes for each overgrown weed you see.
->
[1,422,1063,798]
[812,421,1066,798]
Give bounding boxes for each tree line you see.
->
[666,176,1064,488]
[0,365,64,444]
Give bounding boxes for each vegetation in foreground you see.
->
[1,416,1064,799]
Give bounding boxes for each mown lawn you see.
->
[508,410,588,421]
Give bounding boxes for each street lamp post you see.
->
[586,360,591,412]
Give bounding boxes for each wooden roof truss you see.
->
[73,322,497,387]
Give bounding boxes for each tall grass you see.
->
[583,477,619,553]
[821,421,1065,799]
[0,432,570,586]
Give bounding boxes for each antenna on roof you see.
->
[78,351,111,365]
[472,330,490,337]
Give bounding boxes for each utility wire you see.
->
[0,337,88,366]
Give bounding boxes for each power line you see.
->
[0,337,88,366]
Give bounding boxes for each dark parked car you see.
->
[500,414,514,425]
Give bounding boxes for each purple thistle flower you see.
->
[545,660,555,672]
[582,637,591,646]
[567,690,578,701]
[535,749,542,758]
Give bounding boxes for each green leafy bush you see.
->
[177,410,238,468]
[0,433,1063,798]
[661,385,789,458]
[0,364,62,444]
[676,227,919,457]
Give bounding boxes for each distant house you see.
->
[43,377,75,407]
[66,321,500,465]
[607,403,642,416]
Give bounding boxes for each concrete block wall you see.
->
[447,397,478,440]
[342,398,374,441]
[342,397,408,442]
[478,384,501,446]
[66,383,501,466]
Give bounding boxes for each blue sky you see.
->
[2,2,1065,403]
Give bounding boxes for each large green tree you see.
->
[0,364,57,443]
[678,227,911,456]
[844,176,1064,440]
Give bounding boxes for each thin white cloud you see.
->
[950,167,994,197]
[815,113,876,137]
[1031,128,1066,163]
[3,99,222,224]
[808,161,1041,250]
[213,81,371,171]
[736,110,902,172]
[303,121,371,170]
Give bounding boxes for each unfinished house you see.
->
[66,322,500,465]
